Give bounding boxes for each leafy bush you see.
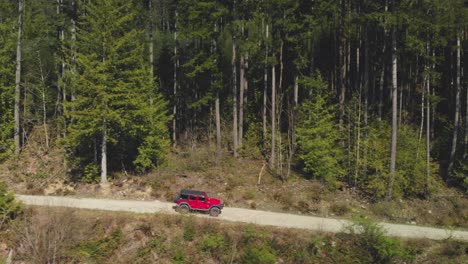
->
[0,181,21,229]
[77,228,123,261]
[348,217,415,263]
[172,249,185,264]
[360,122,438,199]
[452,158,468,192]
[199,234,226,260]
[243,243,277,264]
[82,163,100,183]
[330,202,350,216]
[183,221,196,241]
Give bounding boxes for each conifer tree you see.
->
[66,0,169,182]
[296,74,344,187]
[0,0,16,160]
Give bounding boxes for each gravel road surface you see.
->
[16,195,468,242]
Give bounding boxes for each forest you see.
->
[0,0,467,201]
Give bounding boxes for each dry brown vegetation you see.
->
[1,143,467,230]
[1,207,467,263]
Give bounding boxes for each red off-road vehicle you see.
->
[173,189,224,217]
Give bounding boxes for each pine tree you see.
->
[66,0,169,181]
[296,74,344,187]
[0,0,16,160]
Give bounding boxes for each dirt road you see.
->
[16,195,468,242]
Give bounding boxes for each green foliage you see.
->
[136,234,168,261]
[0,181,21,228]
[82,163,100,183]
[452,158,468,192]
[0,0,16,161]
[360,121,438,199]
[242,243,277,264]
[77,228,123,261]
[296,74,344,187]
[349,217,415,263]
[172,249,185,264]
[65,0,169,177]
[183,221,196,241]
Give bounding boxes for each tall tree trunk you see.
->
[270,64,276,168]
[239,54,244,148]
[56,0,64,117]
[426,55,431,194]
[14,0,24,155]
[149,0,154,77]
[448,34,461,176]
[213,22,221,161]
[387,3,398,200]
[263,24,268,150]
[363,28,369,177]
[338,0,346,131]
[101,118,107,183]
[173,10,178,147]
[244,52,248,138]
[417,76,425,160]
[354,26,361,186]
[38,52,49,150]
[232,36,238,157]
[70,0,77,102]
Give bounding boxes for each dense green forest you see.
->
[0,0,467,200]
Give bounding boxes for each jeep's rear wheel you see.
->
[209,207,220,217]
[179,204,190,214]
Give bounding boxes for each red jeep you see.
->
[173,189,224,217]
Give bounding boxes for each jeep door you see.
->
[188,195,197,208]
[197,195,210,210]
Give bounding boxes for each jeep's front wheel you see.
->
[209,207,220,217]
[179,204,190,214]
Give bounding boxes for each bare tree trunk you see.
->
[244,52,248,139]
[213,22,221,161]
[239,55,244,148]
[101,118,107,183]
[149,0,154,77]
[14,0,24,154]
[387,3,398,200]
[70,0,77,102]
[417,76,425,160]
[263,25,268,150]
[270,64,276,168]
[56,0,64,117]
[426,56,431,194]
[38,52,49,150]
[363,28,369,177]
[379,1,389,121]
[232,36,238,157]
[338,0,346,131]
[173,10,178,147]
[448,34,461,176]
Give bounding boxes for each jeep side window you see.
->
[199,196,205,202]
[180,194,188,200]
[189,195,196,201]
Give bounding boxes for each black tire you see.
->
[179,204,190,214]
[209,207,220,217]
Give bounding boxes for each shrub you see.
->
[0,181,21,229]
[183,221,196,241]
[199,234,226,260]
[77,228,123,261]
[243,243,277,264]
[330,202,350,216]
[172,249,185,264]
[347,217,415,263]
